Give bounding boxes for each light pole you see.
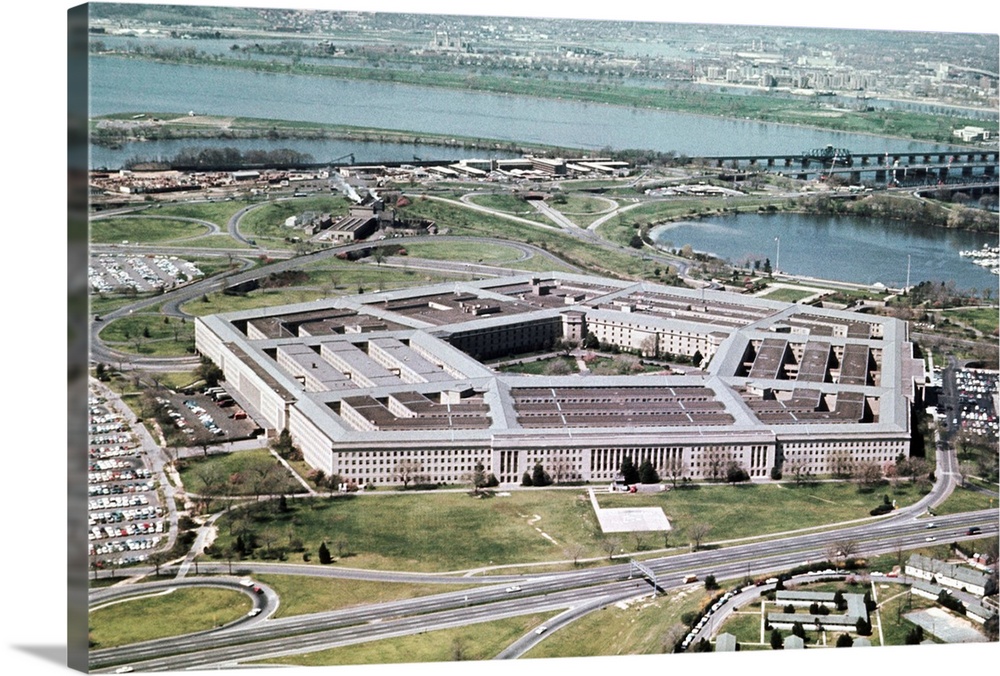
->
[774,237,780,273]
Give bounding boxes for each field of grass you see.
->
[938,306,1000,337]
[499,356,578,375]
[526,587,708,657]
[207,489,605,572]
[177,449,306,497]
[181,288,330,316]
[88,587,250,649]
[152,201,249,228]
[598,481,924,544]
[466,193,536,215]
[933,484,997,515]
[257,613,552,666]
[91,217,208,244]
[758,286,818,303]
[253,573,474,618]
[97,313,196,356]
[400,240,527,264]
[716,611,764,645]
[876,585,940,646]
[398,197,663,281]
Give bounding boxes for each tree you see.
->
[603,537,623,560]
[394,459,422,488]
[471,460,486,489]
[853,460,884,490]
[855,617,872,636]
[638,458,659,484]
[318,541,332,564]
[770,628,784,650]
[791,621,805,639]
[665,457,687,487]
[521,471,533,487]
[690,523,712,550]
[704,452,725,482]
[704,574,719,591]
[836,633,854,648]
[620,456,640,484]
[532,462,552,487]
[725,461,750,485]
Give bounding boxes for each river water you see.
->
[652,213,997,291]
[89,55,959,163]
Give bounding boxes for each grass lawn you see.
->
[252,573,475,618]
[938,306,1000,337]
[207,489,605,572]
[177,449,306,497]
[934,484,997,515]
[758,286,818,303]
[91,217,208,243]
[97,314,196,356]
[499,356,578,375]
[716,610,764,645]
[400,240,527,264]
[257,613,552,666]
[598,481,924,544]
[525,587,708,657]
[151,201,249,228]
[875,584,940,646]
[181,288,330,316]
[88,587,251,649]
[398,197,664,281]
[466,193,536,215]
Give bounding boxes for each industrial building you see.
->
[194,272,925,487]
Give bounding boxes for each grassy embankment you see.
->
[97,313,195,358]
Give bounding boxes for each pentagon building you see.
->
[194,272,925,486]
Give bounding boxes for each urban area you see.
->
[81,3,999,674]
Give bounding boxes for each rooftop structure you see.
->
[195,272,925,487]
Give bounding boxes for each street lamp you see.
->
[774,237,780,273]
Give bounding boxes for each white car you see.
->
[505,586,522,593]
[535,625,548,635]
[248,608,262,617]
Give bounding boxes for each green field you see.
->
[88,587,251,649]
[938,306,1000,337]
[398,197,663,281]
[253,574,475,618]
[201,480,929,573]
[598,481,924,544]
[466,193,536,215]
[258,613,552,666]
[401,240,527,264]
[499,356,578,375]
[525,587,708,657]
[758,286,819,303]
[181,288,330,316]
[152,200,250,228]
[97,313,195,356]
[933,484,997,515]
[177,449,306,497]
[91,217,209,243]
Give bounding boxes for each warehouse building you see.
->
[194,272,925,487]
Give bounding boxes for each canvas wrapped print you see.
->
[67,1,999,674]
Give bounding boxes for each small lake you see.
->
[651,212,998,291]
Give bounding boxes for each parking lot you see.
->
[89,253,203,294]
[156,388,261,445]
[88,388,168,569]
[953,368,998,440]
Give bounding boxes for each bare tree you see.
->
[564,544,586,567]
[664,457,687,487]
[394,459,422,488]
[603,537,623,560]
[690,523,712,550]
[853,461,884,490]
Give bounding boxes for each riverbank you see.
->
[90,112,585,157]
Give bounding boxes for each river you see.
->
[651,213,997,291]
[88,55,961,166]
